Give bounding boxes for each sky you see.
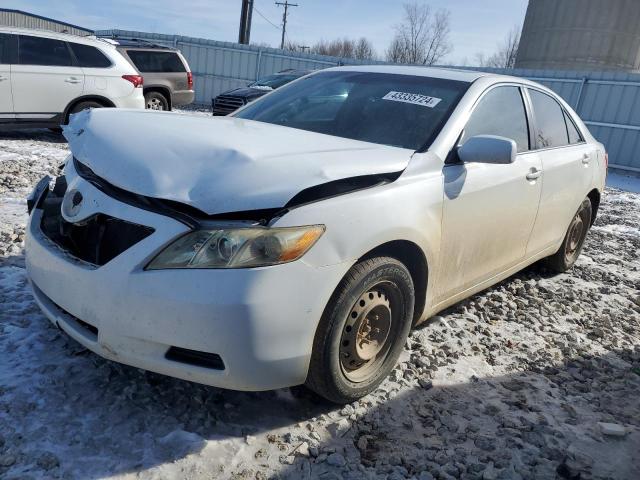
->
[7,0,529,64]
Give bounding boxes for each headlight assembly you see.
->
[146,225,325,270]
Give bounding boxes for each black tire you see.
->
[66,101,104,124]
[145,91,169,111]
[305,257,415,404]
[544,198,592,273]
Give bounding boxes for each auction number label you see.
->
[382,91,442,108]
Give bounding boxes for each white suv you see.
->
[0,27,144,129]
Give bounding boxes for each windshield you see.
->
[235,71,469,150]
[249,74,301,89]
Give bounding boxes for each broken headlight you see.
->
[146,225,325,269]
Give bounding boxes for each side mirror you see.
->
[457,135,517,164]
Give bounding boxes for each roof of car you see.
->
[323,65,492,83]
[110,38,177,51]
[0,26,116,48]
[275,69,312,76]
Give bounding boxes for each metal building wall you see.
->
[515,0,640,72]
[96,30,384,106]
[0,9,93,36]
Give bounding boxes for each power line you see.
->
[275,1,298,49]
[254,5,280,30]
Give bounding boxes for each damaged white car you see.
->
[25,66,606,403]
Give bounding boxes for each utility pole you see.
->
[275,1,298,49]
[238,0,254,45]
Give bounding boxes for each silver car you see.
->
[25,66,606,403]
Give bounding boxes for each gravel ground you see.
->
[1,122,639,480]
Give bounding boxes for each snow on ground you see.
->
[1,120,639,480]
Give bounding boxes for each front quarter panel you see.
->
[273,153,444,319]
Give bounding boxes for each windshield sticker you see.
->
[382,91,442,108]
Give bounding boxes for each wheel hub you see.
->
[340,289,392,380]
[567,214,585,255]
[147,98,163,110]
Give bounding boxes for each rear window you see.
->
[127,50,186,73]
[235,71,469,150]
[18,35,72,66]
[70,42,112,68]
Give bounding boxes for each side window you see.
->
[528,90,569,149]
[69,43,111,68]
[126,51,186,73]
[564,111,583,144]
[18,35,72,66]
[0,33,14,64]
[462,86,530,153]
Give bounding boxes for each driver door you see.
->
[435,85,543,302]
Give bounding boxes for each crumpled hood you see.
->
[63,109,412,215]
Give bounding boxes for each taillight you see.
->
[187,71,193,90]
[122,74,143,88]
[604,151,609,178]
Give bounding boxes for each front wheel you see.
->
[305,257,415,404]
[544,198,592,273]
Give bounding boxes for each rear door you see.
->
[525,88,596,254]
[437,85,543,301]
[0,33,16,121]
[11,34,84,121]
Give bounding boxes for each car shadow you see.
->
[274,346,640,480]
[0,128,66,143]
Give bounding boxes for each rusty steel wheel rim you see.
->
[565,211,585,261]
[340,285,394,383]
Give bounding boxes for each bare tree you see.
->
[476,26,521,69]
[354,37,375,60]
[311,37,376,59]
[386,2,452,65]
[282,39,300,52]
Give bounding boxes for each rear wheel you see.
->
[544,198,592,273]
[305,257,415,404]
[145,91,169,111]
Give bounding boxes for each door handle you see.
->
[526,168,542,181]
[65,77,81,84]
[582,153,591,165]
[0,75,7,81]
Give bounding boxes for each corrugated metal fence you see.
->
[96,30,640,172]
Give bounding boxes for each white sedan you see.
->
[25,66,606,403]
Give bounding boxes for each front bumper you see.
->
[25,170,349,391]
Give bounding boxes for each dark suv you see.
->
[212,69,310,115]
[110,38,194,111]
